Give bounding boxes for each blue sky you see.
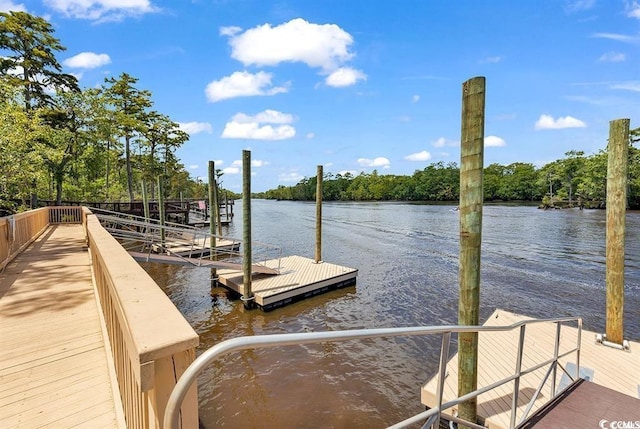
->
[4,1,640,192]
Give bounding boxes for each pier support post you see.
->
[458,76,485,428]
[208,161,217,288]
[242,150,254,309]
[141,181,150,222]
[157,176,166,246]
[605,118,629,346]
[315,165,323,263]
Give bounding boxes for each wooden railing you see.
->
[1,207,199,428]
[85,210,199,429]
[0,207,49,271]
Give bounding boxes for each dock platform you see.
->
[215,255,358,310]
[421,309,640,428]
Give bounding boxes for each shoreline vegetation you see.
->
[253,150,640,210]
[1,12,639,215]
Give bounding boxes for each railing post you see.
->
[434,332,452,429]
[510,325,526,429]
[551,322,561,398]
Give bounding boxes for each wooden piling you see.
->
[208,161,217,250]
[605,118,629,345]
[458,76,485,427]
[141,181,150,221]
[208,162,217,285]
[315,165,323,263]
[242,150,254,309]
[157,176,166,246]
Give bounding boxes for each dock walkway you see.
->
[0,224,125,428]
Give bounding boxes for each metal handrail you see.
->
[91,208,282,272]
[163,316,582,429]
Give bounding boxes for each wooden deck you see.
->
[216,255,358,310]
[421,309,640,429]
[0,224,125,428]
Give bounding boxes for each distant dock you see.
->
[215,255,358,311]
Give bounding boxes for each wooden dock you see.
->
[0,225,125,428]
[215,255,358,310]
[421,309,640,428]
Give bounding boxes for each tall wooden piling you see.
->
[458,76,485,427]
[208,162,217,286]
[141,181,150,221]
[157,176,166,246]
[242,150,254,308]
[605,118,629,345]
[315,165,323,263]
[208,161,218,249]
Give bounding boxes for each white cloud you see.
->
[251,159,269,167]
[221,109,296,140]
[219,26,242,36]
[222,166,240,175]
[224,18,354,71]
[565,0,596,12]
[535,114,587,130]
[432,137,459,148]
[231,109,294,124]
[404,150,432,161]
[338,170,357,177]
[627,1,640,18]
[610,81,640,91]
[325,67,366,87]
[412,95,420,103]
[205,71,288,102]
[306,132,315,139]
[358,157,390,168]
[189,165,198,170]
[279,172,304,182]
[484,135,506,147]
[44,0,157,22]
[178,122,212,135]
[0,1,26,12]
[222,122,295,140]
[598,51,626,62]
[63,52,111,68]
[592,32,639,43]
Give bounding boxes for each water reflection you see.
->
[142,201,640,428]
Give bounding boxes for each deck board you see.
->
[421,309,640,429]
[0,224,125,428]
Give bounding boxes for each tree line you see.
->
[256,146,640,209]
[0,11,234,215]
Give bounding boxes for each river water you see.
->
[142,200,640,428]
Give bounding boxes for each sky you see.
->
[2,0,640,192]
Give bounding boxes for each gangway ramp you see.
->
[90,208,281,276]
[127,251,279,275]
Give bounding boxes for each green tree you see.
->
[103,73,152,202]
[0,80,44,212]
[0,11,78,110]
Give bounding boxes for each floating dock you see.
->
[421,309,640,428]
[215,255,358,311]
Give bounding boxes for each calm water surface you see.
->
[142,201,640,428]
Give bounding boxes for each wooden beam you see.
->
[605,118,629,345]
[458,76,485,428]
